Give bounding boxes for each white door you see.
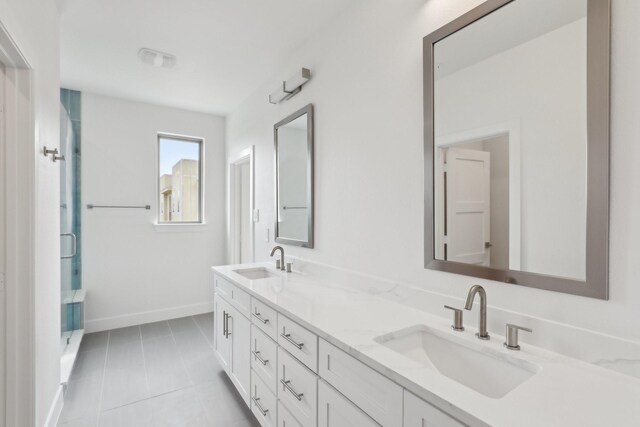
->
[445,148,491,266]
[239,161,251,263]
[0,60,6,424]
[404,390,464,427]
[318,380,380,427]
[229,304,251,405]
[214,297,231,373]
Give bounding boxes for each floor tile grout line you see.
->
[95,330,111,425]
[192,314,215,350]
[166,319,196,387]
[137,325,152,403]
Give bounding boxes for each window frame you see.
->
[157,132,205,225]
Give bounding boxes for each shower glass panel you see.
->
[60,89,83,383]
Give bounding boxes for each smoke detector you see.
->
[138,48,176,69]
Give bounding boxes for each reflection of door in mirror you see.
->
[436,137,511,270]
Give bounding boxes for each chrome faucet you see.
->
[270,246,285,271]
[464,285,490,340]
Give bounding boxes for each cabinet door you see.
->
[404,391,465,427]
[214,296,231,373]
[229,304,251,406]
[318,380,380,427]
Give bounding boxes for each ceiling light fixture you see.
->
[269,68,311,104]
[138,48,177,69]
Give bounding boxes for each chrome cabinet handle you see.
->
[280,379,304,401]
[226,313,232,338]
[252,311,270,324]
[252,397,269,416]
[222,311,227,337]
[280,332,304,349]
[252,350,269,366]
[60,233,77,259]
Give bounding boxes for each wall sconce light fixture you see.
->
[269,68,311,104]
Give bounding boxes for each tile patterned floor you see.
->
[58,313,260,427]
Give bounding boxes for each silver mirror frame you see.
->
[274,104,314,248]
[423,0,610,299]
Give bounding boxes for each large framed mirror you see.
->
[274,104,314,248]
[424,0,610,299]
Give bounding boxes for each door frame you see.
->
[0,20,36,427]
[228,146,255,264]
[435,120,521,269]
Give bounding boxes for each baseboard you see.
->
[44,385,64,427]
[84,301,214,333]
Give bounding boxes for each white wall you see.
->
[226,0,640,355]
[435,18,587,280]
[0,0,62,425]
[82,93,225,332]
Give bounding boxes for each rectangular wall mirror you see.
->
[274,104,314,248]
[424,0,610,299]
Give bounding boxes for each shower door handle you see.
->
[61,233,77,259]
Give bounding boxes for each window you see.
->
[158,134,203,223]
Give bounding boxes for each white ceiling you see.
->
[58,0,359,115]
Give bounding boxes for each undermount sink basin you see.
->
[233,267,279,280]
[375,325,540,398]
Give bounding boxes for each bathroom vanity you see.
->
[212,264,640,427]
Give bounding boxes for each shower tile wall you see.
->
[61,88,83,333]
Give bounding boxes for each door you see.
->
[239,161,251,263]
[403,391,464,427]
[214,296,231,372]
[229,304,251,405]
[0,60,6,423]
[60,89,83,340]
[318,380,380,427]
[444,147,491,266]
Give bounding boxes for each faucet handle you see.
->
[444,305,464,331]
[504,324,532,351]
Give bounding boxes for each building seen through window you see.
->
[158,135,203,223]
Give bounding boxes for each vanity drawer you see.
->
[277,347,318,427]
[251,369,278,427]
[318,339,403,427]
[215,274,251,318]
[403,390,465,427]
[277,314,318,372]
[251,325,278,393]
[277,401,303,427]
[252,298,278,340]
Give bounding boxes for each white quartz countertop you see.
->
[212,263,640,427]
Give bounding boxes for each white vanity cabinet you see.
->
[213,272,470,427]
[404,390,465,427]
[214,280,251,406]
[214,297,232,372]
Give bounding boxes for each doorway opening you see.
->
[229,147,255,264]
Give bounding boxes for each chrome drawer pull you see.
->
[225,313,232,338]
[252,350,269,366]
[252,311,270,324]
[280,332,304,349]
[252,397,269,416]
[280,379,304,401]
[222,311,227,337]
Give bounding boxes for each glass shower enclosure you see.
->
[60,88,84,384]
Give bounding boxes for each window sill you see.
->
[153,223,208,233]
